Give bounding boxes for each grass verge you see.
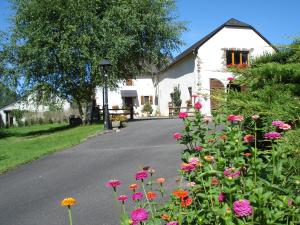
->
[0,123,103,173]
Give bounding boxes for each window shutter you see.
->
[141,96,144,105]
[150,96,153,105]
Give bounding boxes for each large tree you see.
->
[5,0,185,117]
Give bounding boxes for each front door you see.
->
[124,97,133,108]
[210,78,224,111]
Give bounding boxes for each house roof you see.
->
[162,18,274,71]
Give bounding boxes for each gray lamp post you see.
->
[100,59,112,130]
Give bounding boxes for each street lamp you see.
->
[100,59,112,130]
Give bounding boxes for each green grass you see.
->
[0,123,103,173]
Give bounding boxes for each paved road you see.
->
[0,119,184,225]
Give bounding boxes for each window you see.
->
[126,79,133,86]
[141,96,153,105]
[226,50,249,66]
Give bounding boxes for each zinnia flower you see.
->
[227,115,244,122]
[148,168,155,174]
[146,191,157,200]
[130,208,149,223]
[188,157,200,166]
[61,197,76,207]
[224,168,241,178]
[173,189,189,199]
[227,77,235,81]
[195,146,203,151]
[233,200,253,217]
[251,115,259,120]
[194,102,202,110]
[132,192,143,201]
[279,123,291,130]
[156,177,165,184]
[181,197,193,207]
[106,179,121,191]
[211,177,219,185]
[186,182,196,187]
[244,134,254,143]
[129,183,138,191]
[167,222,179,225]
[204,155,214,162]
[173,132,182,140]
[203,116,212,123]
[264,132,281,139]
[180,163,196,172]
[118,195,128,203]
[135,171,148,181]
[161,214,171,221]
[244,153,252,157]
[178,112,188,119]
[272,120,285,127]
[218,193,226,203]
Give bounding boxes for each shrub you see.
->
[142,102,153,115]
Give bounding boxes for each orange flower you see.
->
[181,197,193,207]
[220,135,227,140]
[244,153,252,157]
[147,191,157,200]
[161,214,171,221]
[129,183,138,190]
[156,177,166,184]
[204,155,214,162]
[208,138,215,143]
[61,197,76,207]
[211,176,219,185]
[173,189,189,199]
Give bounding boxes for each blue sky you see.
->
[0,0,299,56]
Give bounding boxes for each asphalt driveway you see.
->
[0,119,184,225]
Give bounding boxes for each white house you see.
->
[96,18,275,117]
[0,18,275,125]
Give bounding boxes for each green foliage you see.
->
[142,102,153,115]
[4,0,185,116]
[170,85,182,108]
[0,83,18,108]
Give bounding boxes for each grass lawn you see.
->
[0,123,103,173]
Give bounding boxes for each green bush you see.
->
[142,102,153,115]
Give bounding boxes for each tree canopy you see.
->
[2,0,185,116]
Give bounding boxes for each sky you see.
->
[0,0,299,56]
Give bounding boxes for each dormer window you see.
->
[226,50,249,67]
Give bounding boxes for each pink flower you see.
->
[173,132,182,140]
[244,134,254,143]
[279,123,291,130]
[180,163,196,172]
[106,179,121,191]
[251,115,259,120]
[288,199,293,206]
[131,208,149,223]
[186,182,196,187]
[203,116,212,124]
[227,115,244,122]
[178,112,188,119]
[233,200,253,217]
[195,146,203,151]
[132,192,143,201]
[264,132,281,139]
[227,77,235,81]
[188,157,200,166]
[218,193,226,203]
[167,222,179,225]
[194,102,202,110]
[272,120,285,127]
[118,195,128,203]
[135,171,148,181]
[224,168,241,178]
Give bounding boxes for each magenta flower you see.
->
[106,179,121,191]
[167,222,179,225]
[218,193,226,203]
[227,115,244,122]
[173,132,182,140]
[227,77,235,81]
[195,146,203,151]
[132,192,143,201]
[135,171,148,181]
[188,157,200,166]
[130,208,149,223]
[118,195,128,203]
[279,123,291,130]
[180,163,196,172]
[233,200,253,217]
[178,112,188,119]
[224,168,241,178]
[272,120,285,127]
[194,102,202,110]
[264,132,281,139]
[244,134,254,143]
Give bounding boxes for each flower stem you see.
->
[68,206,73,225]
[254,122,257,187]
[141,181,154,219]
